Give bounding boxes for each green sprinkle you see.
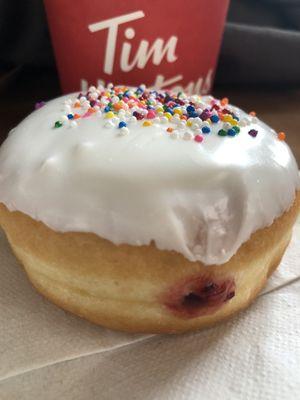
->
[233,126,240,133]
[54,121,63,128]
[218,129,227,136]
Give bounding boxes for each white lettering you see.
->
[88,11,145,75]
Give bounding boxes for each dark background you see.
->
[0,0,299,161]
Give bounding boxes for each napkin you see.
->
[0,217,299,399]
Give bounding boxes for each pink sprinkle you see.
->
[82,112,91,118]
[194,134,203,143]
[147,110,156,119]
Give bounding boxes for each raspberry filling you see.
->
[162,275,235,318]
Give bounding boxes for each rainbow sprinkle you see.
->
[49,84,287,143]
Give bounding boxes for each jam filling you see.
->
[162,275,235,319]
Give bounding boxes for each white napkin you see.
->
[0,218,299,399]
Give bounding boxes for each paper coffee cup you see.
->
[45,0,229,94]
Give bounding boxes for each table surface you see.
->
[1,68,299,163]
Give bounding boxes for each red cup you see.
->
[44,0,230,94]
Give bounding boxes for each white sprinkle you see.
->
[129,116,137,124]
[202,121,210,127]
[82,101,90,109]
[111,96,119,104]
[139,84,146,90]
[93,105,100,111]
[105,121,114,128]
[251,116,258,124]
[183,131,194,141]
[118,127,129,136]
[69,121,77,128]
[223,122,232,130]
[89,86,97,92]
[170,131,179,139]
[158,111,164,117]
[194,128,202,135]
[192,123,200,130]
[61,115,69,122]
[79,96,87,103]
[160,116,169,124]
[107,83,114,89]
[178,121,186,129]
[89,92,98,100]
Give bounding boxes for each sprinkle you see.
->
[248,129,258,137]
[69,121,78,128]
[202,126,211,134]
[105,111,115,119]
[129,116,137,124]
[221,97,229,106]
[183,131,194,141]
[278,131,286,141]
[54,121,62,128]
[160,116,169,124]
[167,127,174,133]
[147,110,156,119]
[143,120,152,127]
[67,114,74,120]
[118,121,127,128]
[105,121,114,128]
[194,134,203,143]
[249,111,256,116]
[35,101,45,110]
[227,128,237,137]
[218,129,227,136]
[232,126,240,133]
[210,115,219,123]
[119,127,129,136]
[170,131,179,139]
[164,112,172,120]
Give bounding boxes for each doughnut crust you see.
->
[0,191,299,334]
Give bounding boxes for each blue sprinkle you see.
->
[118,121,127,128]
[186,105,195,113]
[67,114,74,120]
[189,111,198,118]
[104,106,111,112]
[227,128,237,136]
[202,126,211,134]
[210,115,219,123]
[165,107,174,115]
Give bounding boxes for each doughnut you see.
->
[0,84,299,333]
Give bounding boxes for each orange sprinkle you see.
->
[167,127,174,133]
[181,115,187,120]
[88,107,96,113]
[249,111,256,116]
[73,114,80,119]
[114,102,124,110]
[221,97,229,106]
[74,101,81,108]
[278,131,286,141]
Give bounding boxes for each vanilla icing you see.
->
[0,92,299,265]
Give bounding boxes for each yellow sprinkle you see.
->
[105,111,115,119]
[186,120,193,127]
[164,112,172,120]
[223,115,232,122]
[174,108,182,115]
[143,121,152,127]
[156,107,164,113]
[230,119,238,126]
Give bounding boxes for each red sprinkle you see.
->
[194,134,203,143]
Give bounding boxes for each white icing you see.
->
[0,93,299,265]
